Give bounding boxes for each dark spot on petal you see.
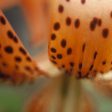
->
[66,17,71,26]
[62,65,65,68]
[67,48,72,55]
[61,39,67,48]
[81,0,86,4]
[51,33,56,40]
[53,22,60,31]
[74,19,80,28]
[66,0,70,2]
[90,18,97,31]
[102,60,106,65]
[89,64,94,71]
[51,60,57,64]
[19,47,27,55]
[0,16,6,25]
[77,71,82,79]
[82,43,86,52]
[79,63,82,69]
[7,30,18,43]
[93,51,98,59]
[4,46,13,54]
[26,57,32,62]
[58,5,64,13]
[70,62,74,67]
[51,55,56,59]
[98,19,102,26]
[110,11,112,18]
[57,54,63,59]
[15,56,22,62]
[51,48,57,53]
[102,28,109,38]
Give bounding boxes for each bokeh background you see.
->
[1,3,112,112]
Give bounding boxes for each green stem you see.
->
[60,73,82,112]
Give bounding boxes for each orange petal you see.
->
[0,0,19,9]
[48,0,112,78]
[20,0,48,46]
[0,10,46,84]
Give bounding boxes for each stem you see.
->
[60,73,82,112]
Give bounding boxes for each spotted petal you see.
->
[48,0,112,78]
[0,10,45,84]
